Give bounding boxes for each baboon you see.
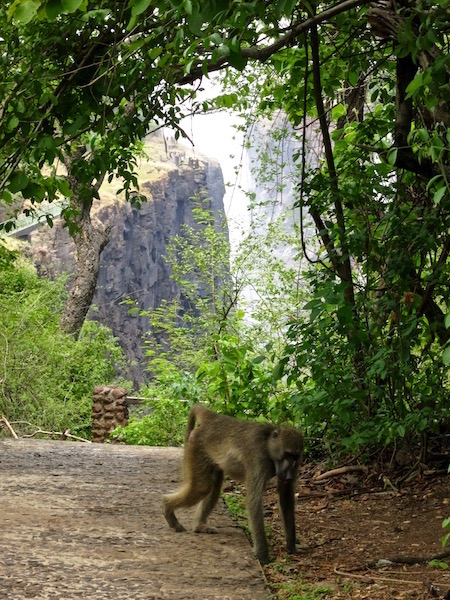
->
[163,404,304,564]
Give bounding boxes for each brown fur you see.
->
[163,404,304,563]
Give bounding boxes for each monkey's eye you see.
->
[285,452,299,461]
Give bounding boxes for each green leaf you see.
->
[210,32,222,45]
[127,38,145,53]
[0,190,13,204]
[337,304,353,327]
[149,47,163,60]
[426,175,443,191]
[56,178,73,197]
[252,355,265,365]
[444,314,450,330]
[80,8,108,22]
[187,11,203,35]
[429,559,448,569]
[130,0,151,17]
[272,358,288,381]
[7,115,19,132]
[46,0,63,20]
[442,345,450,366]
[274,0,287,18]
[416,128,429,142]
[218,93,238,108]
[227,51,247,71]
[430,140,444,163]
[443,532,450,549]
[405,70,432,99]
[397,424,406,438]
[61,0,84,10]
[217,44,230,57]
[433,186,447,204]
[11,0,40,24]
[348,71,359,86]
[387,148,397,166]
[64,114,86,136]
[281,0,297,17]
[185,57,195,75]
[405,72,423,98]
[8,171,29,193]
[303,299,322,310]
[331,103,346,120]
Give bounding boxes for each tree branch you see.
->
[243,0,372,62]
[310,22,355,304]
[179,0,372,84]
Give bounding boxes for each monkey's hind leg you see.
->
[193,468,224,534]
[163,486,189,532]
[164,436,214,533]
[163,480,213,532]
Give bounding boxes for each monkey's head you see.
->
[269,427,303,482]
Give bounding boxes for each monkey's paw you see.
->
[194,525,218,534]
[288,542,308,555]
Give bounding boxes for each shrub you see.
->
[110,396,189,446]
[0,247,129,438]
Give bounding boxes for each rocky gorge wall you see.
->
[27,144,227,387]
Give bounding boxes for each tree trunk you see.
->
[59,148,110,338]
[59,206,110,338]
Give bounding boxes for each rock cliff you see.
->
[28,139,227,387]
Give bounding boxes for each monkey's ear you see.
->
[271,429,279,439]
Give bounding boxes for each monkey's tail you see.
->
[185,404,199,445]
[185,404,206,445]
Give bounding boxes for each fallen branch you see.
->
[23,428,92,443]
[0,415,18,438]
[9,421,91,443]
[314,465,368,481]
[366,550,450,568]
[334,566,448,588]
[295,488,397,501]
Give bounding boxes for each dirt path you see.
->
[260,463,450,599]
[0,439,269,600]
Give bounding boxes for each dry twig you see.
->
[0,415,18,438]
[313,465,369,482]
[8,420,91,443]
[366,550,450,568]
[334,566,448,588]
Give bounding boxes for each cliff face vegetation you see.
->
[27,141,227,386]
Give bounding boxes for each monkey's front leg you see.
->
[246,482,270,564]
[277,479,307,555]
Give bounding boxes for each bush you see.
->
[0,248,130,438]
[110,396,189,446]
[276,274,449,456]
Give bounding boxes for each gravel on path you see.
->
[0,439,269,600]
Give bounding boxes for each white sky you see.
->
[175,79,253,247]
